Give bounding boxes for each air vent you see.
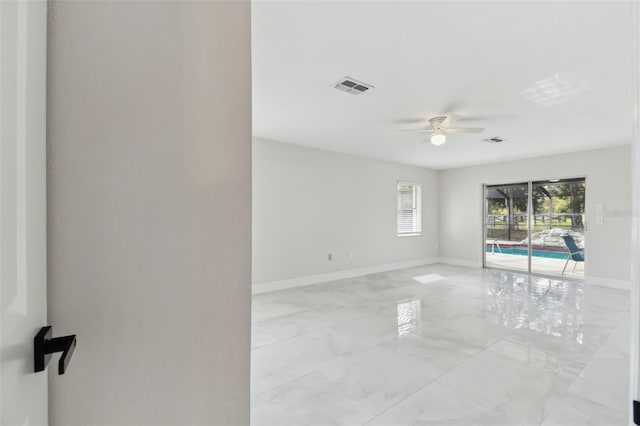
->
[483,137,506,143]
[334,77,374,95]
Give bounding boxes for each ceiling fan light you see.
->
[431,133,447,146]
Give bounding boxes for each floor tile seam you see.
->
[430,333,573,422]
[582,306,628,326]
[250,325,335,351]
[251,308,308,324]
[252,296,408,366]
[253,335,401,399]
[249,373,307,402]
[249,370,377,423]
[317,322,482,425]
[587,314,630,365]
[540,390,628,425]
[473,334,557,370]
[563,311,632,415]
[250,311,369,351]
[414,300,489,328]
[574,382,630,417]
[568,391,630,418]
[436,342,572,426]
[253,302,359,317]
[310,333,402,373]
[432,377,515,422]
[316,371,381,423]
[444,375,561,426]
[310,369,380,421]
[251,309,317,327]
[538,315,626,424]
[488,333,593,378]
[536,371,586,425]
[581,311,628,362]
[499,334,595,368]
[359,377,440,425]
[360,345,486,425]
[607,310,632,340]
[249,353,355,402]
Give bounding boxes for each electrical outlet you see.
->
[328,253,332,261]
[596,216,604,225]
[348,249,353,259]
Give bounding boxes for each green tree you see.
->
[554,182,585,229]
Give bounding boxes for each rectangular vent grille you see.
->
[483,137,505,143]
[334,77,374,95]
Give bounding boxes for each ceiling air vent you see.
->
[334,77,374,95]
[483,137,506,143]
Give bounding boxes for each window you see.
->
[397,182,422,236]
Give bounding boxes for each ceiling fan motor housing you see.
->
[429,116,449,129]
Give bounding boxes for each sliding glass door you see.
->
[484,182,530,273]
[530,179,586,277]
[483,178,586,278]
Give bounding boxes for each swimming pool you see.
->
[485,247,570,259]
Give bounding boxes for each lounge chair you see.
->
[561,235,584,276]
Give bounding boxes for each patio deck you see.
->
[485,252,584,279]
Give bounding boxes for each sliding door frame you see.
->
[482,176,587,279]
[482,181,529,272]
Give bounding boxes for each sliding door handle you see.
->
[34,326,77,375]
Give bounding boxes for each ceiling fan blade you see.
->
[394,118,428,124]
[447,127,485,134]
[441,101,464,114]
[456,113,516,122]
[445,113,463,122]
[399,128,434,133]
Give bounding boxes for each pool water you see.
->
[486,247,569,259]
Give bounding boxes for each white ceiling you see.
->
[252,1,633,170]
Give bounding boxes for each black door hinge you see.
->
[634,400,640,425]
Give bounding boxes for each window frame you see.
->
[396,181,422,237]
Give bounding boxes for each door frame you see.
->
[629,1,640,422]
[481,175,588,279]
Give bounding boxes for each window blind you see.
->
[397,182,422,235]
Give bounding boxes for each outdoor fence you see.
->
[486,213,585,241]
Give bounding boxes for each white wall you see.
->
[439,145,632,281]
[47,2,251,425]
[252,138,438,285]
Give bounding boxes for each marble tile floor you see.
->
[251,264,630,426]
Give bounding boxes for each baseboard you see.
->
[252,258,439,295]
[251,257,627,294]
[436,258,631,291]
[436,257,483,268]
[584,276,631,291]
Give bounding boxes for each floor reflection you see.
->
[397,298,421,336]
[484,271,584,343]
[412,273,445,284]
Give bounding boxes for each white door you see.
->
[0,0,48,424]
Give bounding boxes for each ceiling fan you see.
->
[403,115,485,146]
